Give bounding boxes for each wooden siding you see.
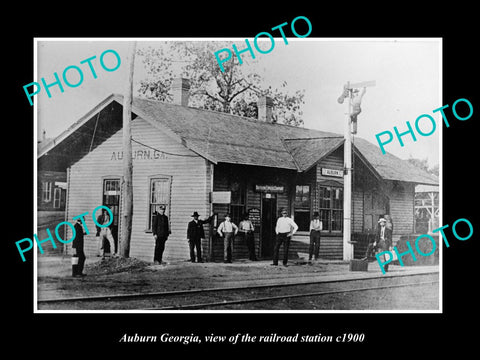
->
[387,182,415,242]
[316,146,344,185]
[310,147,416,259]
[210,158,346,261]
[352,191,364,233]
[351,181,415,245]
[37,170,67,211]
[308,148,345,259]
[288,234,343,260]
[211,164,294,261]
[65,117,210,262]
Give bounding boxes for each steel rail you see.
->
[38,271,438,304]
[150,280,439,310]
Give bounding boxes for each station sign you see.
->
[255,185,284,193]
[248,208,261,229]
[321,167,343,178]
[210,191,231,204]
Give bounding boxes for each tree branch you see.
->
[228,84,252,102]
[204,90,224,104]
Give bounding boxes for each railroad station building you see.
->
[38,78,439,262]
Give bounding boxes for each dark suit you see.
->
[187,216,212,262]
[152,213,170,263]
[365,225,393,260]
[72,222,86,276]
[374,224,393,271]
[376,225,392,250]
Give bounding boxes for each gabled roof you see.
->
[416,184,439,193]
[39,94,439,186]
[130,96,344,170]
[352,137,439,185]
[282,137,344,172]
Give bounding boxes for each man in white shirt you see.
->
[96,209,117,259]
[217,213,238,263]
[273,209,298,266]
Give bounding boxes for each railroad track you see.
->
[37,271,439,311]
[157,280,438,310]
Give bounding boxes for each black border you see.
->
[7,5,479,354]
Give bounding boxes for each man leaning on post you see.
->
[187,211,213,263]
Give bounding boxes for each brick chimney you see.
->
[257,96,274,122]
[172,77,190,106]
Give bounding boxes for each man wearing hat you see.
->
[375,217,393,272]
[309,211,323,262]
[239,213,256,261]
[72,218,87,277]
[187,211,213,263]
[152,205,171,265]
[217,213,239,263]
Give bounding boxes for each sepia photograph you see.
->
[34,38,441,312]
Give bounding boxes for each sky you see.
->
[35,38,441,168]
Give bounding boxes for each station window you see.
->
[148,177,171,230]
[42,181,52,203]
[53,188,62,208]
[294,185,311,231]
[229,180,246,225]
[103,178,121,228]
[318,186,343,232]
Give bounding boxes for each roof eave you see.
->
[302,138,345,173]
[348,144,383,182]
[38,93,118,159]
[38,94,219,165]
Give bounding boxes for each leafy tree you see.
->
[136,41,305,126]
[407,156,439,177]
[429,163,439,177]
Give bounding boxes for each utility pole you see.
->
[337,80,375,261]
[120,41,136,258]
[343,81,354,261]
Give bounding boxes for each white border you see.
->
[33,37,442,314]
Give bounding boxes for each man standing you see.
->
[239,213,256,261]
[187,211,213,263]
[217,213,239,263]
[273,209,298,267]
[309,211,322,262]
[72,218,87,277]
[96,208,117,259]
[376,217,393,272]
[152,205,171,265]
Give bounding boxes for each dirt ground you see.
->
[37,255,350,300]
[36,254,439,306]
